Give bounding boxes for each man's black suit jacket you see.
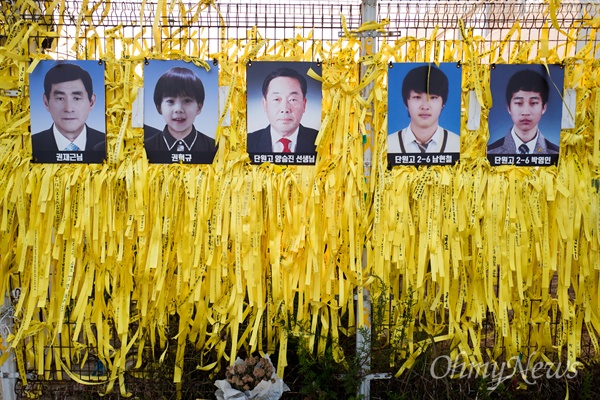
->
[247,124,318,154]
[32,125,105,162]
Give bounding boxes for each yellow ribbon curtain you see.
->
[0,0,598,395]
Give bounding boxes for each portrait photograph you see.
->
[487,63,564,167]
[29,60,106,163]
[143,60,219,164]
[387,62,462,167]
[246,61,322,165]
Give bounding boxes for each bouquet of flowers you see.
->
[215,355,289,400]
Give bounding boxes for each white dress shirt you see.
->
[270,127,300,152]
[388,125,460,153]
[54,125,87,151]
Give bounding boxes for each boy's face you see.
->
[159,95,202,137]
[507,90,547,137]
[43,79,95,138]
[406,90,444,133]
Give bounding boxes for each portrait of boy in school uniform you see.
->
[143,60,219,164]
[487,64,563,167]
[387,62,462,167]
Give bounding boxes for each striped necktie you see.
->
[417,140,431,153]
[64,142,79,151]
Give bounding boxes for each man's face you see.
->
[406,90,444,134]
[159,95,202,138]
[43,79,95,138]
[262,76,306,137]
[507,90,547,138]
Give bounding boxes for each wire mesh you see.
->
[4,1,598,60]
[3,1,597,62]
[7,1,364,59]
[379,1,600,59]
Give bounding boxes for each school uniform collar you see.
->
[400,126,447,153]
[510,127,538,153]
[162,127,198,151]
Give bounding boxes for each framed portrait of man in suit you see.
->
[143,60,219,164]
[387,62,462,167]
[487,64,564,167]
[29,60,106,163]
[246,61,322,165]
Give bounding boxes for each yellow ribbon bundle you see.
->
[0,0,599,396]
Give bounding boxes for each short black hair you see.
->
[505,69,550,106]
[44,63,94,101]
[401,65,449,106]
[153,67,205,112]
[261,67,308,98]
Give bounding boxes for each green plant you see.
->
[292,335,364,400]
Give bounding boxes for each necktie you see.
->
[279,138,292,153]
[64,142,79,151]
[417,140,431,153]
[518,144,529,154]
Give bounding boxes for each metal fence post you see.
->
[358,0,377,398]
[1,295,17,400]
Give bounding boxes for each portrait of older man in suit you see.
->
[30,61,106,163]
[247,62,321,164]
